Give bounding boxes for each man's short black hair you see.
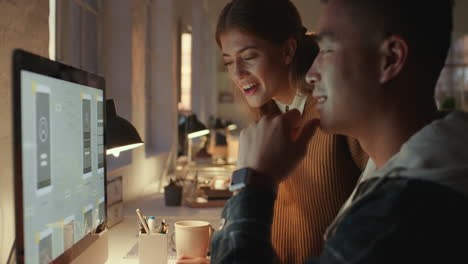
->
[322,0,454,89]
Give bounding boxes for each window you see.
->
[145,1,153,112]
[144,0,156,154]
[435,34,468,111]
[178,32,192,112]
[144,0,177,156]
[56,0,101,74]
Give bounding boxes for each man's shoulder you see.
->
[323,177,468,263]
[361,177,468,212]
[343,176,468,243]
[342,176,468,233]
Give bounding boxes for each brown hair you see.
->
[216,0,319,121]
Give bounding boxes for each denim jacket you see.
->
[210,177,468,264]
[211,112,468,263]
[210,187,279,264]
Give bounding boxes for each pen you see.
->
[136,208,150,234]
[157,219,169,234]
[137,219,145,233]
[159,219,167,233]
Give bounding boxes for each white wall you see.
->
[0,1,49,262]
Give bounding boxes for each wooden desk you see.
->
[106,193,222,264]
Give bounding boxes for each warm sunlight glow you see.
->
[227,124,238,131]
[178,33,192,111]
[49,0,56,60]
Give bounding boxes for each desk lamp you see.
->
[187,129,210,163]
[182,114,209,164]
[106,99,144,157]
[227,124,237,131]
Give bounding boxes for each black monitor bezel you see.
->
[12,49,107,264]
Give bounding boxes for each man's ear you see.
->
[283,38,297,65]
[379,35,408,84]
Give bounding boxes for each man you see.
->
[207,0,468,263]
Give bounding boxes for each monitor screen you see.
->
[12,50,106,264]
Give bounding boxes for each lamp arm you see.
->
[158,142,177,192]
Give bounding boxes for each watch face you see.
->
[231,168,247,184]
[229,168,249,191]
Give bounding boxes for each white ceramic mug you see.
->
[173,220,214,258]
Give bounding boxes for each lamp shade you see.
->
[106,99,144,156]
[185,114,207,133]
[177,114,207,138]
[177,114,208,156]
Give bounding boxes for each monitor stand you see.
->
[72,229,108,264]
[53,228,108,264]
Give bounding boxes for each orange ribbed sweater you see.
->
[270,97,368,264]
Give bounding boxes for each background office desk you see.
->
[106,193,223,263]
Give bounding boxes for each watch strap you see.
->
[229,168,278,193]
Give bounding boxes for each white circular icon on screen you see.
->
[39,117,48,142]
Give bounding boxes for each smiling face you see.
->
[220,29,291,108]
[306,0,383,136]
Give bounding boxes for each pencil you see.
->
[136,208,150,234]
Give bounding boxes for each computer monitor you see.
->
[12,50,106,264]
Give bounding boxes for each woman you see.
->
[216,0,368,263]
[178,0,367,263]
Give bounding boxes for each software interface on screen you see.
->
[20,70,105,264]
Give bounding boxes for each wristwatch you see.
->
[229,167,278,193]
[229,168,254,191]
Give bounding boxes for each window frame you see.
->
[55,0,102,74]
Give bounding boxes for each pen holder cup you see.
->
[139,231,168,264]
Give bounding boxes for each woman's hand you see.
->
[176,255,209,264]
